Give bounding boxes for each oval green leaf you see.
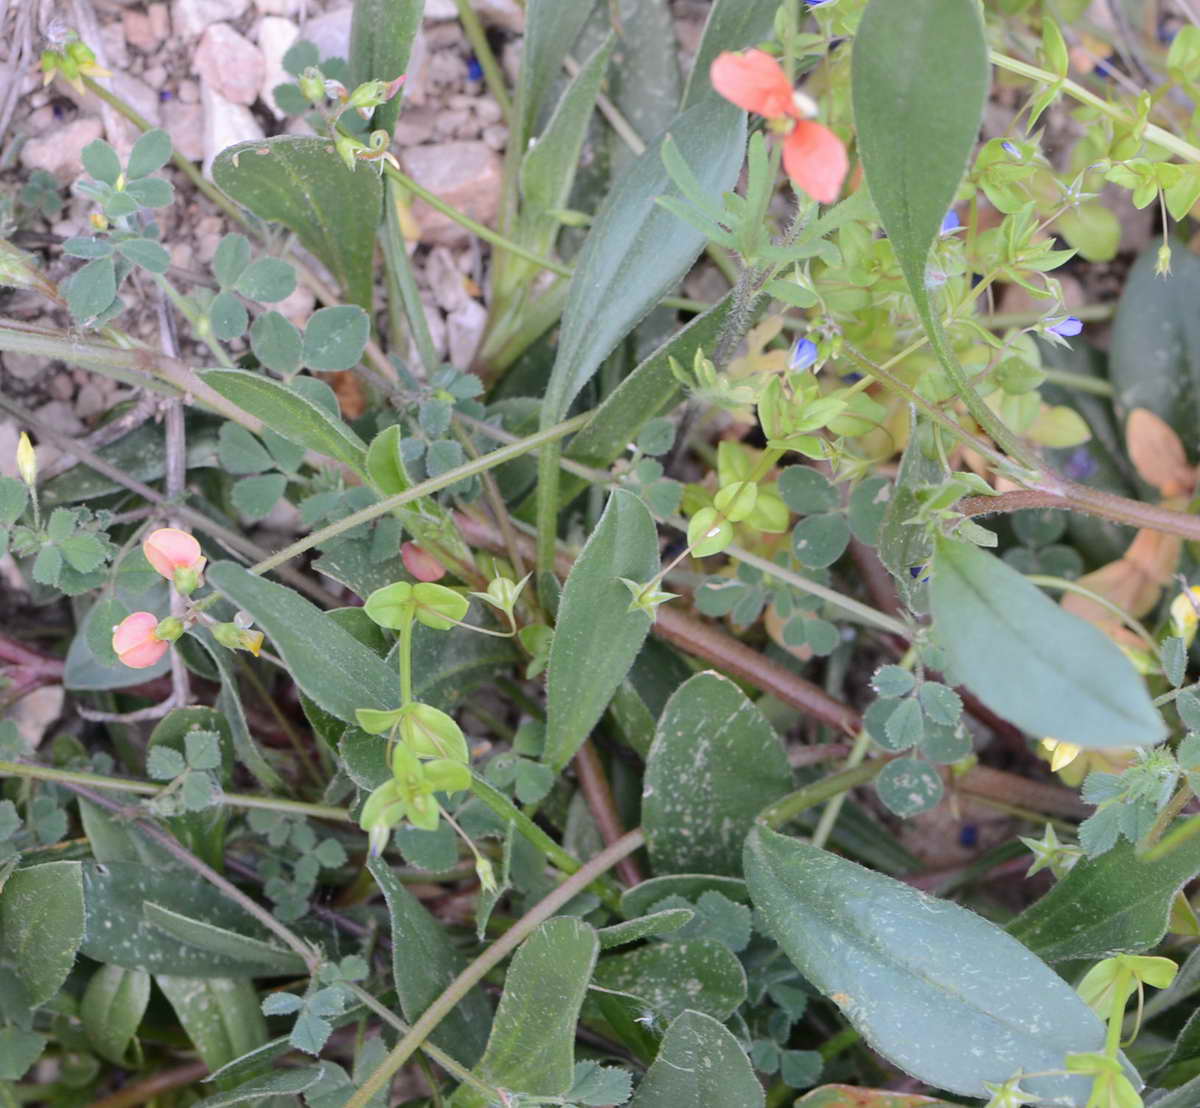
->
[367,855,492,1067]
[628,1010,764,1108]
[745,825,1112,1103]
[930,537,1164,748]
[156,975,266,1071]
[200,369,366,472]
[643,672,791,877]
[81,964,151,1064]
[456,917,599,1106]
[0,860,84,1007]
[213,137,381,308]
[592,939,747,1024]
[544,490,660,770]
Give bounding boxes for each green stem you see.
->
[0,760,354,822]
[384,178,441,376]
[399,615,414,707]
[1143,811,1200,862]
[468,773,622,910]
[345,829,643,1108]
[453,0,512,126]
[382,163,570,277]
[248,413,591,576]
[809,727,872,850]
[758,760,889,830]
[990,51,1200,165]
[1041,367,1115,397]
[153,274,233,368]
[1137,782,1195,857]
[82,76,250,228]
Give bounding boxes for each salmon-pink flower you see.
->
[781,120,849,205]
[711,49,798,119]
[401,542,446,583]
[143,528,205,592]
[710,49,848,205]
[112,611,170,669]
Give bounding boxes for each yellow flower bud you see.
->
[16,432,36,487]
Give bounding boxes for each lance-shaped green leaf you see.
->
[1008,834,1200,962]
[213,137,381,308]
[929,537,1164,749]
[143,903,306,975]
[207,562,399,723]
[200,370,366,472]
[628,1010,764,1108]
[540,96,744,430]
[515,0,599,149]
[454,918,599,1107]
[745,825,1116,1103]
[643,672,791,877]
[349,0,422,136]
[191,1066,328,1108]
[156,975,266,1071]
[544,490,659,770]
[0,861,84,1007]
[367,856,491,1067]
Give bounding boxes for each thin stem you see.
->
[1041,367,1115,397]
[990,51,1200,165]
[759,760,889,830]
[1137,781,1195,857]
[454,0,512,126]
[468,772,623,910]
[0,760,353,821]
[1143,811,1200,862]
[399,615,414,707]
[383,163,570,277]
[344,829,644,1108]
[808,727,872,850]
[248,413,591,576]
[574,740,643,886]
[384,179,441,376]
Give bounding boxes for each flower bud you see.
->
[112,611,170,669]
[16,433,36,488]
[399,702,469,763]
[212,622,264,656]
[154,616,184,642]
[401,542,446,582]
[475,855,497,895]
[1170,586,1200,647]
[298,66,326,103]
[143,528,206,590]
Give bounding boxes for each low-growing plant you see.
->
[4,0,1200,1105]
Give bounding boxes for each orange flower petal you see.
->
[782,120,849,205]
[143,528,203,579]
[710,50,796,119]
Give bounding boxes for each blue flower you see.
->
[940,210,961,234]
[790,337,819,371]
[1001,141,1020,158]
[1047,316,1083,337]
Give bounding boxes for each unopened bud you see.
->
[154,616,184,642]
[475,855,497,895]
[297,67,326,104]
[16,432,36,487]
[212,621,264,656]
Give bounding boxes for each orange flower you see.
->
[112,612,169,669]
[710,49,848,205]
[401,542,446,583]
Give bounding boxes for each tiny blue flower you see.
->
[908,564,929,582]
[940,210,961,234]
[1063,446,1097,481]
[466,55,483,81]
[790,337,819,372]
[1001,141,1020,158]
[1047,316,1083,337]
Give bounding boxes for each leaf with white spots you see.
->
[592,939,746,1025]
[745,825,1130,1103]
[628,1010,763,1108]
[643,672,791,877]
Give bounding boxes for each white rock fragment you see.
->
[201,80,265,177]
[175,0,251,38]
[401,140,502,246]
[447,298,487,369]
[194,23,267,106]
[20,117,103,181]
[257,17,299,118]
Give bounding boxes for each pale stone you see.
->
[301,5,353,63]
[392,105,437,146]
[274,283,316,329]
[149,4,171,43]
[179,80,200,104]
[175,0,250,38]
[164,100,205,161]
[109,72,162,158]
[9,686,64,751]
[76,383,108,421]
[423,0,456,19]
[0,421,18,479]
[3,353,42,381]
[481,123,507,151]
[100,21,129,69]
[123,6,159,49]
[401,140,502,246]
[402,29,431,106]
[255,0,305,14]
[474,0,523,32]
[256,17,299,119]
[425,246,468,311]
[195,23,266,106]
[19,117,103,181]
[201,81,265,177]
[447,297,487,369]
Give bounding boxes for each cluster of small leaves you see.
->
[19,169,63,220]
[621,417,683,517]
[246,810,349,921]
[205,232,298,343]
[1077,691,1200,856]
[3,489,115,596]
[261,955,366,1055]
[0,756,70,864]
[271,39,351,119]
[484,727,555,807]
[866,660,969,817]
[147,731,223,815]
[65,129,175,325]
[217,422,305,522]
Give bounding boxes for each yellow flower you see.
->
[1170,586,1200,646]
[1040,738,1082,773]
